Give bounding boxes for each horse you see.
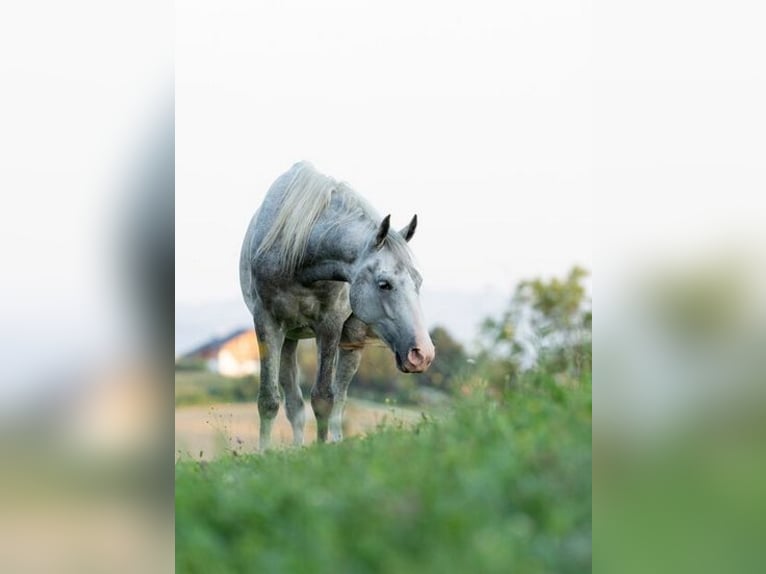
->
[239,161,435,450]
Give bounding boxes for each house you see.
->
[183,328,260,377]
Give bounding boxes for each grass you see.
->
[175,374,591,574]
[175,370,258,407]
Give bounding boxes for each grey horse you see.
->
[240,161,435,450]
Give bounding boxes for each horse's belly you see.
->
[265,281,351,334]
[285,326,316,340]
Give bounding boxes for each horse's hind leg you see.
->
[253,310,285,452]
[279,338,306,446]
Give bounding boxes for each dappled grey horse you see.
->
[240,162,435,450]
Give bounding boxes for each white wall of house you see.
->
[216,349,260,377]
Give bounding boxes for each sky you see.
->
[176,1,592,308]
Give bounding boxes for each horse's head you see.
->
[349,214,435,373]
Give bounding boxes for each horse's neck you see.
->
[296,206,373,284]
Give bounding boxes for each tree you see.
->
[417,326,468,393]
[480,266,591,378]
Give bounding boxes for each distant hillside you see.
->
[175,288,508,356]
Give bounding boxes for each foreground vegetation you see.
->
[176,371,591,574]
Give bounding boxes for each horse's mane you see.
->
[256,162,415,275]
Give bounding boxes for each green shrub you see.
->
[176,371,591,574]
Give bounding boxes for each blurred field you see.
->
[176,399,423,460]
[175,369,258,406]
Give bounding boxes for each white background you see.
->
[175,0,593,308]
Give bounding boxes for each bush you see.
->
[175,371,591,573]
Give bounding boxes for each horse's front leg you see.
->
[311,329,341,443]
[253,310,285,452]
[328,347,362,442]
[328,316,367,442]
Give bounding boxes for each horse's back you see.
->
[240,162,342,322]
[239,164,302,312]
[240,209,290,317]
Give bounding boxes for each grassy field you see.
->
[176,399,425,460]
[176,374,591,573]
[175,369,258,407]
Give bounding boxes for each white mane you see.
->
[256,161,388,274]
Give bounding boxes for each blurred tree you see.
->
[480,266,591,379]
[418,326,468,393]
[354,342,406,398]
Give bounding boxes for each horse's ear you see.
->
[399,214,417,242]
[374,214,391,249]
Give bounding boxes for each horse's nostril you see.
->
[407,348,424,366]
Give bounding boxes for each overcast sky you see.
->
[176,1,592,306]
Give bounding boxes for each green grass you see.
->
[175,374,591,574]
[175,370,258,406]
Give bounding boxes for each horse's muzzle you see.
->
[399,345,435,373]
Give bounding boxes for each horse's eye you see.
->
[378,280,392,291]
